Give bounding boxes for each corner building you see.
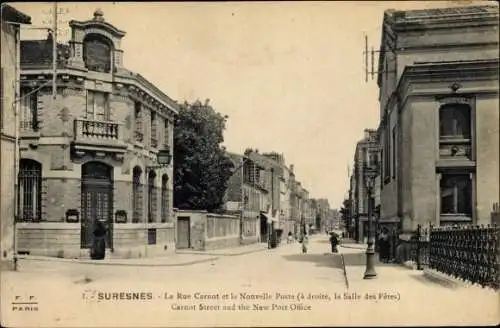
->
[16,10,178,258]
[377,5,499,235]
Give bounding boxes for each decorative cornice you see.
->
[69,19,126,39]
[392,59,499,109]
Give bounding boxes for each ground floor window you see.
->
[440,174,472,216]
[18,159,42,222]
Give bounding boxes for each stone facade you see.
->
[376,5,499,235]
[1,6,31,270]
[15,9,178,259]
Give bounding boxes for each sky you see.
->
[10,1,490,209]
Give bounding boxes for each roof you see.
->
[1,4,31,24]
[377,4,499,86]
[391,5,498,22]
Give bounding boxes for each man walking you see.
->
[329,233,338,253]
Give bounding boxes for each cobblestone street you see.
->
[1,235,497,327]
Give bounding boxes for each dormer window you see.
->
[83,34,112,73]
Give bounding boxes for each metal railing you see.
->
[409,224,430,269]
[429,224,500,290]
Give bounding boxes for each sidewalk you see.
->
[176,241,269,256]
[16,252,219,267]
[339,247,498,325]
[339,239,366,250]
[15,242,271,268]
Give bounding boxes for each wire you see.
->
[0,80,53,103]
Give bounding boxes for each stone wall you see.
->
[175,211,242,251]
[16,223,81,258]
[16,222,175,259]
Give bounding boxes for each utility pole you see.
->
[240,157,245,244]
[52,2,58,101]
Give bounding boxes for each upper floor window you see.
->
[134,101,143,142]
[20,88,39,132]
[150,111,158,148]
[86,90,109,121]
[163,119,169,149]
[83,34,112,73]
[439,104,471,139]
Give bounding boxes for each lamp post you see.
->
[363,165,378,280]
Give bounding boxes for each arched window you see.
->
[161,174,169,222]
[18,159,42,222]
[132,166,143,223]
[83,34,112,73]
[147,170,157,223]
[439,104,471,139]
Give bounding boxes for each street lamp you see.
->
[363,164,378,280]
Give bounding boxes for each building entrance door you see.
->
[81,162,113,249]
[177,217,190,249]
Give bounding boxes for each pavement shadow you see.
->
[340,252,398,268]
[281,253,344,269]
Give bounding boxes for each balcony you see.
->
[73,119,127,156]
[437,138,474,168]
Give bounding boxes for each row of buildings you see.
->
[343,5,499,249]
[1,6,334,267]
[223,149,333,246]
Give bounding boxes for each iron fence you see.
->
[429,224,500,290]
[409,224,430,269]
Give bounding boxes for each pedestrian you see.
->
[301,234,309,253]
[91,220,108,260]
[378,228,389,262]
[329,233,339,253]
[287,231,293,244]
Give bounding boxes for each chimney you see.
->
[290,164,294,172]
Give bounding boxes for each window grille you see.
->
[148,170,157,223]
[18,159,42,222]
[161,175,169,222]
[132,167,143,223]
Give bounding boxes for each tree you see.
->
[173,99,234,211]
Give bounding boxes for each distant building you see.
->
[223,152,266,245]
[351,129,380,243]
[1,4,31,270]
[376,5,499,237]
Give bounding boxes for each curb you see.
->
[421,269,495,291]
[176,247,269,257]
[339,244,366,250]
[17,255,220,267]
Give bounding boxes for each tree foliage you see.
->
[173,99,234,211]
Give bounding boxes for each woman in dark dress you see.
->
[91,220,107,260]
[329,233,339,253]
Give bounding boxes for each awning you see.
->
[260,212,278,223]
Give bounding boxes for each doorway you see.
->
[177,216,191,249]
[81,161,113,249]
